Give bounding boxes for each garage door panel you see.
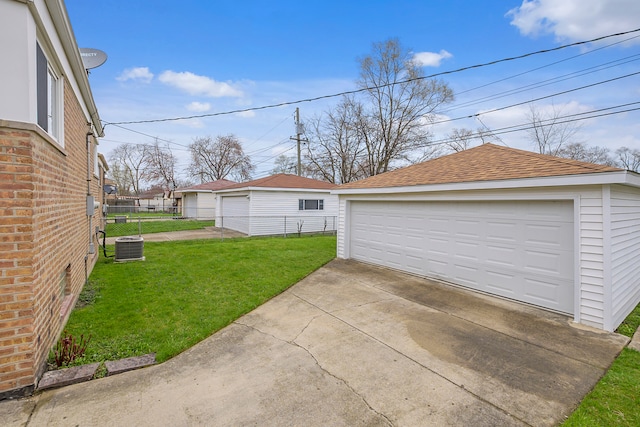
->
[349,200,574,314]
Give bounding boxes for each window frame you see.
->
[36,42,63,144]
[298,199,324,211]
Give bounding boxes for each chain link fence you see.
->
[101,213,337,240]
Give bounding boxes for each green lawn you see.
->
[562,303,640,426]
[105,219,215,237]
[62,235,336,364]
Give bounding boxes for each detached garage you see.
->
[335,144,640,332]
[216,174,338,236]
[180,179,236,219]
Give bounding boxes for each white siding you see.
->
[0,1,33,122]
[610,184,640,329]
[578,189,606,329]
[247,190,338,236]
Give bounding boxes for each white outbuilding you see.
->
[216,174,338,236]
[333,144,640,332]
[180,179,236,219]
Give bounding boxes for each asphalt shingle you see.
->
[338,143,622,189]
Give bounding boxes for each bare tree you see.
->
[188,134,254,182]
[108,143,149,196]
[616,146,640,172]
[445,128,477,153]
[305,96,369,184]
[556,142,616,166]
[145,140,179,190]
[271,154,297,175]
[526,103,583,156]
[357,38,454,175]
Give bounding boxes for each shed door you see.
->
[349,200,574,314]
[183,193,197,218]
[221,195,250,234]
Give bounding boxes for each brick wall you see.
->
[0,79,101,398]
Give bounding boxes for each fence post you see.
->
[283,216,287,238]
[138,216,141,236]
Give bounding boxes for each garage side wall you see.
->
[577,188,607,329]
[610,184,640,329]
[248,191,338,236]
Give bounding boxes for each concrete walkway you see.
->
[1,259,629,426]
[104,227,246,245]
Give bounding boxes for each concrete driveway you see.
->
[1,259,628,426]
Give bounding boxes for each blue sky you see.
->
[65,0,640,180]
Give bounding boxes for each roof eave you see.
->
[218,186,335,194]
[333,171,640,195]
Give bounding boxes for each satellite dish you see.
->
[79,48,107,69]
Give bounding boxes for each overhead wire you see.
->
[102,27,640,127]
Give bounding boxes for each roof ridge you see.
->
[487,143,621,172]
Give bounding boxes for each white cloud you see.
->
[158,70,243,98]
[116,67,154,83]
[186,101,211,112]
[412,50,453,67]
[507,0,640,45]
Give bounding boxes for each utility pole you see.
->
[290,107,306,176]
[295,108,302,176]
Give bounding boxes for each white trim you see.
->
[217,186,333,195]
[333,171,640,195]
[572,195,581,324]
[602,185,613,331]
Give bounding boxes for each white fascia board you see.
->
[182,190,214,194]
[218,187,333,194]
[332,171,637,196]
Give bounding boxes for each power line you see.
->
[444,53,640,114]
[103,27,640,127]
[426,101,640,147]
[430,70,640,126]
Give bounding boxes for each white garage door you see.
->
[350,200,574,314]
[183,193,197,218]
[221,195,250,234]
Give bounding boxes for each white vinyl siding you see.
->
[610,184,640,328]
[577,189,606,328]
[248,191,337,236]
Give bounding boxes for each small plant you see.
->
[53,332,91,368]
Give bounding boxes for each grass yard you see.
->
[60,235,336,365]
[562,302,640,426]
[105,219,215,237]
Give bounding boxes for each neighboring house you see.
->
[216,174,338,236]
[137,189,173,213]
[179,179,236,219]
[0,0,105,398]
[334,143,640,332]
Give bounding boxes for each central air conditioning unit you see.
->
[114,236,145,262]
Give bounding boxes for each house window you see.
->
[299,199,324,210]
[36,42,62,143]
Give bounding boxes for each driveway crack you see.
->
[234,320,394,426]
